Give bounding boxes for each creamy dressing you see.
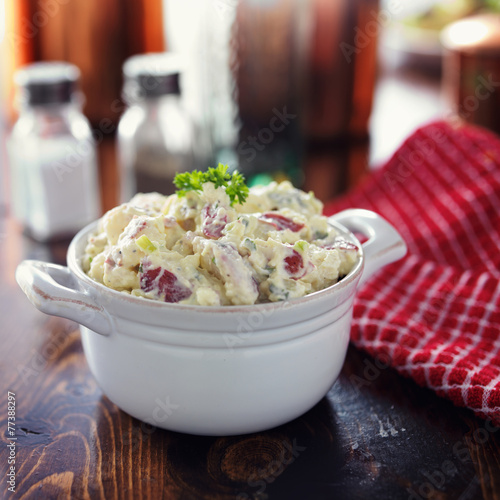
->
[83,181,359,305]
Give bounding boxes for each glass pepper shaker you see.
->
[8,62,101,242]
[117,53,197,202]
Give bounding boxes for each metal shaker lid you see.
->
[123,53,182,100]
[14,62,80,106]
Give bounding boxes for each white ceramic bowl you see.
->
[16,209,406,435]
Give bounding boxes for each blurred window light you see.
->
[0,0,5,43]
[245,0,280,7]
[381,0,438,20]
[444,17,490,46]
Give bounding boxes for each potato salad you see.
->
[83,177,359,306]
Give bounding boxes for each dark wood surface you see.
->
[1,205,500,500]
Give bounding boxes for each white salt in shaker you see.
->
[8,62,100,241]
[117,53,197,202]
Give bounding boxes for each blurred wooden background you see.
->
[2,0,164,125]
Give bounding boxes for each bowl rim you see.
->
[67,218,364,314]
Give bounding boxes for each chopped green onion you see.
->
[136,235,156,253]
[313,230,328,240]
[294,240,309,252]
[243,238,256,251]
[265,264,275,275]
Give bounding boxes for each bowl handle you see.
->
[328,209,407,286]
[16,260,112,335]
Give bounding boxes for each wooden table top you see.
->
[1,205,500,500]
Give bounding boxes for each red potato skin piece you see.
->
[130,220,148,238]
[104,257,116,268]
[260,213,304,232]
[202,204,228,239]
[140,267,192,303]
[164,216,177,228]
[284,250,305,278]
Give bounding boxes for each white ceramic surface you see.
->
[16,209,406,435]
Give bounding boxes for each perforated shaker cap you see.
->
[14,62,80,106]
[122,53,182,100]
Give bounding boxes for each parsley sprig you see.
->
[174,164,249,206]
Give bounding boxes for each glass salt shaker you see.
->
[117,53,196,202]
[8,62,100,242]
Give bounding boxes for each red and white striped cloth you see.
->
[325,121,500,424]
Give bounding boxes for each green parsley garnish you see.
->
[174,163,249,206]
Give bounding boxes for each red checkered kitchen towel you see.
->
[325,120,500,424]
